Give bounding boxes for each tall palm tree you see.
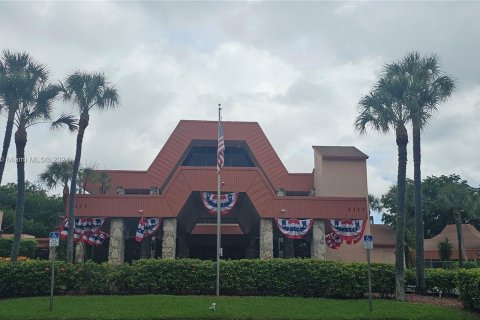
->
[386,52,455,293]
[355,72,409,301]
[437,183,472,268]
[10,61,77,262]
[0,51,39,185]
[62,72,119,263]
[39,160,74,212]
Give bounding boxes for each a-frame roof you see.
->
[88,120,313,194]
[76,120,368,220]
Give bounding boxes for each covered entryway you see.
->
[176,192,260,259]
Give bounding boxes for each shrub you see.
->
[0,258,476,306]
[0,238,37,258]
[458,269,480,311]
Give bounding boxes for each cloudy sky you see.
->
[1,2,479,212]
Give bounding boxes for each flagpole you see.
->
[216,104,222,297]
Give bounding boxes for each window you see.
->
[181,142,255,168]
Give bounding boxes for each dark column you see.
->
[140,237,152,259]
[283,237,294,258]
[245,236,258,258]
[177,235,189,258]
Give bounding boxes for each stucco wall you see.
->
[314,151,368,198]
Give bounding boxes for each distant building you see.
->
[424,224,480,261]
[70,120,394,264]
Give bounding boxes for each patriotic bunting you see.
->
[326,219,367,249]
[59,217,109,247]
[60,217,105,239]
[201,192,238,215]
[275,218,313,239]
[81,231,110,246]
[135,217,161,242]
[330,219,366,245]
[325,232,342,249]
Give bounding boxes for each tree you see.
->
[96,171,111,194]
[9,58,76,261]
[0,182,62,237]
[77,166,97,194]
[355,72,409,301]
[0,51,37,185]
[39,160,74,212]
[62,72,119,263]
[437,182,473,268]
[437,237,453,262]
[386,52,455,293]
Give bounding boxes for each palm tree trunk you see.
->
[62,185,69,214]
[454,209,463,268]
[0,110,15,185]
[395,125,408,301]
[413,123,425,294]
[66,111,89,263]
[10,128,27,262]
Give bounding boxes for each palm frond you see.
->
[51,113,79,132]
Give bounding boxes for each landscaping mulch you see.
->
[405,294,464,309]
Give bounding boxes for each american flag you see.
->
[217,121,225,172]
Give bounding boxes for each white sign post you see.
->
[364,234,373,312]
[49,232,59,312]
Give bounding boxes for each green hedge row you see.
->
[458,269,480,312]
[0,259,478,309]
[0,238,37,258]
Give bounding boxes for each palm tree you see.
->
[437,183,472,268]
[10,60,77,262]
[39,160,74,212]
[96,171,111,194]
[77,166,97,194]
[386,52,455,293]
[62,72,119,263]
[0,51,38,185]
[355,72,409,301]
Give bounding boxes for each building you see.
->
[70,120,390,264]
[424,224,480,261]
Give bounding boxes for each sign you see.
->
[49,231,60,247]
[363,234,373,250]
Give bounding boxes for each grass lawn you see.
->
[0,295,478,320]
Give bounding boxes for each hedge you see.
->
[0,258,478,308]
[0,238,37,258]
[458,269,480,311]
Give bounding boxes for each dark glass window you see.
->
[182,145,255,167]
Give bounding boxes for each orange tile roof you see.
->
[75,120,368,220]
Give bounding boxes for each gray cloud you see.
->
[0,1,479,199]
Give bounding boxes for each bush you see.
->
[0,238,37,258]
[0,258,476,306]
[458,269,480,311]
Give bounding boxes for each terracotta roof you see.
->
[86,120,313,194]
[74,167,367,219]
[370,224,395,247]
[313,146,368,160]
[74,120,368,221]
[424,224,480,251]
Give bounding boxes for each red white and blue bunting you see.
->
[275,218,313,239]
[325,232,342,250]
[201,192,238,215]
[60,217,106,239]
[80,231,110,246]
[326,219,366,249]
[135,217,161,242]
[59,217,108,247]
